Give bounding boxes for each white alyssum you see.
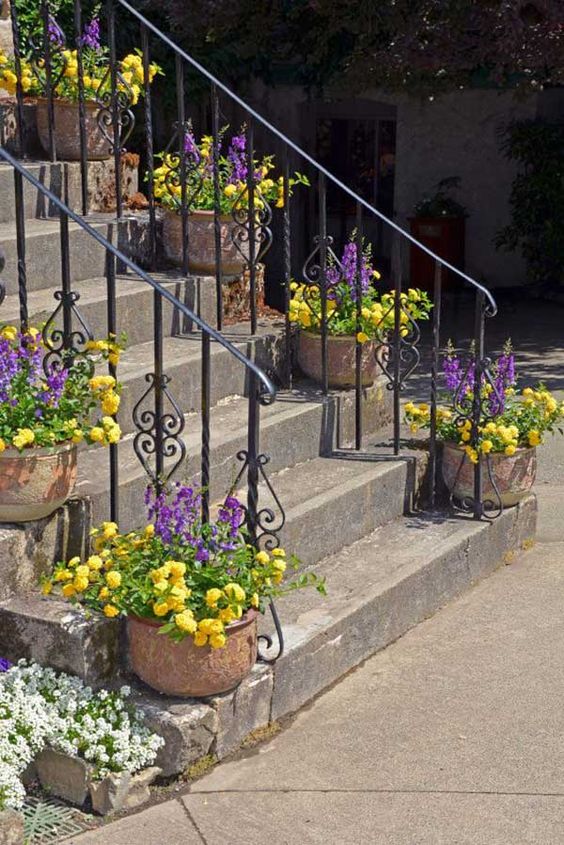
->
[0,662,164,811]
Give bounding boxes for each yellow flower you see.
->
[75,565,90,579]
[62,584,76,598]
[250,592,260,608]
[87,555,103,571]
[73,575,89,592]
[89,375,115,392]
[105,571,122,589]
[103,604,120,618]
[198,618,224,636]
[169,561,186,579]
[528,430,541,447]
[205,588,223,608]
[272,560,286,573]
[89,426,105,444]
[153,580,169,595]
[480,440,493,454]
[153,600,170,617]
[224,583,245,602]
[193,631,208,647]
[0,325,17,341]
[0,439,5,453]
[505,444,517,457]
[356,332,369,344]
[72,429,84,444]
[224,184,238,198]
[219,607,236,623]
[108,351,120,367]
[106,424,122,445]
[255,551,270,565]
[98,587,110,601]
[101,521,119,540]
[42,581,53,596]
[272,548,286,557]
[175,612,197,634]
[209,633,227,649]
[101,391,120,415]
[144,524,155,538]
[54,569,73,582]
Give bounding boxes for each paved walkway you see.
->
[67,299,564,845]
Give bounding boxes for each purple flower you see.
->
[0,658,12,673]
[183,131,201,165]
[227,133,247,184]
[81,17,101,51]
[48,16,65,47]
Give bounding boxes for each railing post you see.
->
[105,247,119,523]
[211,84,223,330]
[246,371,260,543]
[40,0,57,162]
[106,0,122,218]
[246,118,257,335]
[318,173,328,396]
[73,0,88,216]
[201,332,211,522]
[354,203,363,451]
[282,149,292,389]
[175,55,189,276]
[429,261,443,509]
[141,23,157,266]
[392,234,402,455]
[472,290,486,519]
[9,1,26,159]
[13,170,28,331]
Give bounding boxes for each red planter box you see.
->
[409,216,465,291]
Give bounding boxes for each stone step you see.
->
[77,378,391,529]
[0,213,152,291]
[0,159,139,223]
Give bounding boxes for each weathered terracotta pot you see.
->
[0,442,77,523]
[297,330,383,389]
[441,442,536,507]
[162,209,250,274]
[37,98,110,161]
[127,610,258,697]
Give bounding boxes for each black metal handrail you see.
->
[5,0,504,524]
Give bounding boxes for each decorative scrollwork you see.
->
[257,601,284,664]
[231,184,273,266]
[448,448,504,522]
[41,289,94,374]
[300,234,345,330]
[95,66,136,155]
[162,142,204,212]
[372,296,422,390]
[28,34,67,96]
[132,372,186,486]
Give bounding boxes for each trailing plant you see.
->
[413,177,467,219]
[496,120,564,291]
[45,483,326,648]
[289,233,432,341]
[404,340,564,462]
[0,324,124,451]
[153,124,309,214]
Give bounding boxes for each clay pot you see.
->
[37,98,111,161]
[127,610,258,697]
[0,442,77,523]
[297,330,383,389]
[441,442,536,507]
[162,209,250,275]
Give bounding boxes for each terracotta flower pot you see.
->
[441,442,537,507]
[127,610,258,697]
[37,98,111,161]
[0,442,77,523]
[162,209,250,275]
[297,330,383,389]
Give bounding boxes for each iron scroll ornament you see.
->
[132,372,187,487]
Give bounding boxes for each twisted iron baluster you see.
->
[354,204,363,450]
[428,261,442,509]
[141,23,157,266]
[282,149,292,389]
[73,0,88,216]
[211,84,223,330]
[0,246,6,308]
[9,0,26,158]
[13,169,28,331]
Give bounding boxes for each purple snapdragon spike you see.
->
[41,366,69,406]
[489,346,516,416]
[227,133,247,184]
[183,131,201,165]
[81,17,101,51]
[0,658,12,673]
[48,16,65,47]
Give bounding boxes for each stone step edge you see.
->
[136,495,536,776]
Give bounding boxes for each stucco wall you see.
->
[250,81,549,287]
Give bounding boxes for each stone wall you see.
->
[249,80,552,288]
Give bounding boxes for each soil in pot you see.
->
[127,610,258,697]
[441,442,537,507]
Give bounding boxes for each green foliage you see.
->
[12,0,97,48]
[496,121,564,289]
[414,177,467,219]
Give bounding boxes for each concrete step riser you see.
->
[0,160,139,224]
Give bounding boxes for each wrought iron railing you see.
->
[4,0,503,530]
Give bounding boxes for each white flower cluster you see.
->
[0,661,164,811]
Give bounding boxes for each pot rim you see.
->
[0,441,77,458]
[35,96,100,112]
[162,207,235,223]
[128,607,259,633]
[442,441,535,456]
[300,329,380,344]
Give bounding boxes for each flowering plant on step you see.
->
[289,233,432,341]
[45,483,326,650]
[0,14,161,104]
[0,324,124,452]
[404,340,564,463]
[153,124,309,214]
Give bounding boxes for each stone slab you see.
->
[210,663,273,759]
[0,811,23,845]
[65,800,201,844]
[36,748,92,806]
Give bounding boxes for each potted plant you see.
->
[409,177,467,291]
[154,125,309,274]
[289,234,432,389]
[0,324,124,522]
[45,483,325,698]
[404,341,564,506]
[0,15,161,160]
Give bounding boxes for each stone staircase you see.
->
[0,155,537,779]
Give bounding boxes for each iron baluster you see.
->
[355,203,363,450]
[283,150,292,389]
[472,291,486,519]
[201,332,211,522]
[429,261,442,509]
[105,247,119,523]
[40,0,56,162]
[392,235,402,455]
[141,24,157,266]
[318,173,328,396]
[9,1,26,158]
[106,0,122,218]
[175,55,189,276]
[153,290,164,488]
[211,84,223,330]
[246,119,257,335]
[0,246,6,308]
[73,0,88,215]
[13,169,28,331]
[59,213,72,359]
[246,370,260,541]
